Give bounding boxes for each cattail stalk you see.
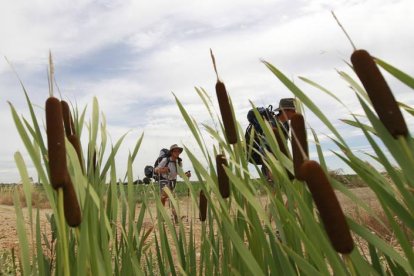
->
[291,114,308,180]
[216,154,230,198]
[199,190,207,222]
[351,49,408,138]
[211,49,238,144]
[46,97,67,189]
[301,160,354,254]
[63,175,82,227]
[216,81,238,144]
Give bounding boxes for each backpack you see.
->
[245,124,264,165]
[246,105,277,134]
[245,105,277,165]
[144,148,170,179]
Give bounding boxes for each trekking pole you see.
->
[185,170,191,222]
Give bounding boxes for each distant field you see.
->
[0,174,366,208]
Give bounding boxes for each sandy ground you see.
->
[0,187,378,253]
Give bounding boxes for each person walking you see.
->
[245,98,297,181]
[154,144,191,222]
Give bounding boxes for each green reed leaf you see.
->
[13,192,31,276]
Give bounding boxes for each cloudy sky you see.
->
[0,0,413,183]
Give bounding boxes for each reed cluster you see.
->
[7,48,414,275]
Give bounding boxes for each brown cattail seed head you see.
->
[63,175,82,227]
[216,81,238,144]
[216,154,230,198]
[301,160,354,254]
[61,100,72,137]
[291,114,308,180]
[199,190,207,222]
[68,134,84,173]
[351,49,408,138]
[46,97,67,189]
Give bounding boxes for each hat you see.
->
[170,144,183,153]
[275,98,296,111]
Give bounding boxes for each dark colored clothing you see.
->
[245,109,290,165]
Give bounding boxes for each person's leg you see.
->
[161,191,168,206]
[169,181,178,223]
[160,180,169,206]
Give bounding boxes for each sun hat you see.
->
[275,98,296,111]
[170,144,183,153]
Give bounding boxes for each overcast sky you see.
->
[1,0,413,183]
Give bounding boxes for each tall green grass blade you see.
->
[9,102,52,202]
[338,71,371,103]
[174,94,210,160]
[99,134,128,182]
[368,244,385,276]
[375,58,414,89]
[14,152,33,222]
[13,192,31,276]
[220,218,265,276]
[310,128,327,171]
[35,210,48,276]
[299,76,343,104]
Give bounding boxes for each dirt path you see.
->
[0,205,52,251]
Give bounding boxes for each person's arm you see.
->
[155,158,169,174]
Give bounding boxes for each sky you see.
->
[0,0,413,183]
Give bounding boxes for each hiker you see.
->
[245,98,296,180]
[154,144,191,221]
[274,98,296,137]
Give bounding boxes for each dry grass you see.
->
[0,185,50,209]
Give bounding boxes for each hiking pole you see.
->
[185,170,191,222]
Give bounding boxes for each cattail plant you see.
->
[199,190,207,221]
[291,113,308,180]
[216,154,230,198]
[10,48,414,275]
[351,49,408,138]
[46,97,67,189]
[210,49,238,144]
[61,100,73,137]
[63,176,82,227]
[62,100,84,173]
[301,160,354,254]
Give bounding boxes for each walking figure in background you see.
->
[245,98,296,181]
[154,144,191,223]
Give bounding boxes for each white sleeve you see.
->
[156,158,167,168]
